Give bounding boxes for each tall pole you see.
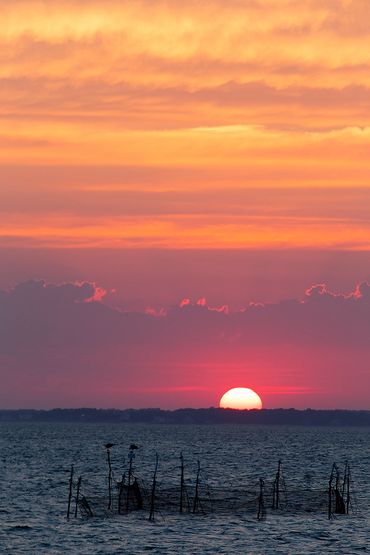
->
[272,460,281,510]
[67,465,74,520]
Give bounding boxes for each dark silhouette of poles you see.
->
[149,453,159,521]
[74,476,82,518]
[272,460,282,509]
[67,465,74,520]
[330,462,346,515]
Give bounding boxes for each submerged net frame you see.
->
[66,457,357,521]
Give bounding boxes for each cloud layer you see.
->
[0,279,369,409]
[1,1,370,248]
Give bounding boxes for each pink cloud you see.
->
[83,284,107,302]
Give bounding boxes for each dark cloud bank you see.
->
[0,279,369,409]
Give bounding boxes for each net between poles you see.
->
[75,481,337,518]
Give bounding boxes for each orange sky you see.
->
[1,0,370,249]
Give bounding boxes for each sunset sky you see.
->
[1,0,369,409]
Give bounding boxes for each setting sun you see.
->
[219,387,263,410]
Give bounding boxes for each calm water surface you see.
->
[0,423,369,554]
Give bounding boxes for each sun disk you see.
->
[219,387,262,410]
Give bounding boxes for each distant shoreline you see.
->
[1,408,370,426]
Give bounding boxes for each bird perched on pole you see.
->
[129,444,138,450]
[105,443,115,450]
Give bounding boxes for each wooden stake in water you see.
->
[67,465,74,520]
[74,476,82,518]
[149,453,159,521]
[272,460,282,509]
[328,463,335,520]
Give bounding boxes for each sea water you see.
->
[0,423,369,554]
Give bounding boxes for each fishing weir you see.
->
[66,444,356,522]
